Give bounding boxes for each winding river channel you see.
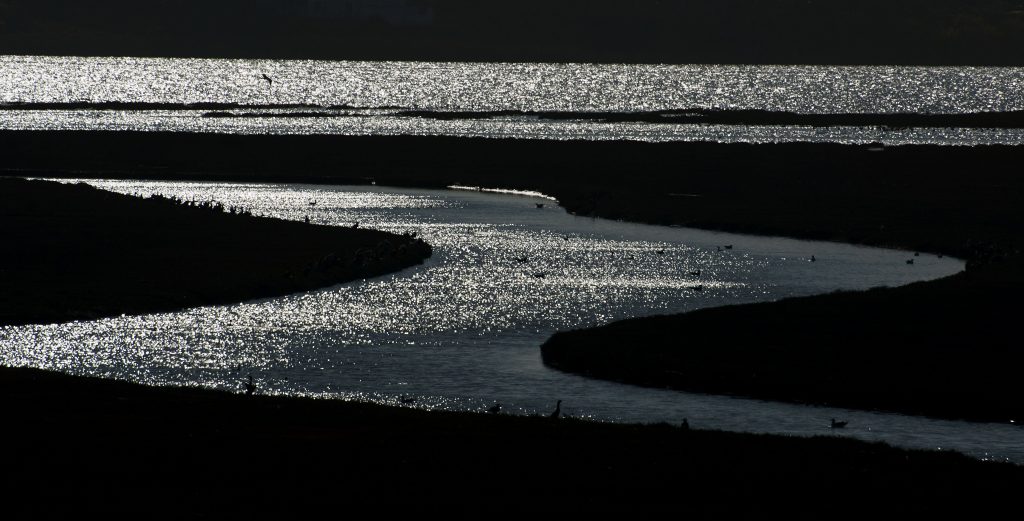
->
[2,179,1021,463]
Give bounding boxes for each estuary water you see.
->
[3,180,1020,463]
[2,56,1024,145]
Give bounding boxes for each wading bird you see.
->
[549,400,562,419]
[244,374,256,396]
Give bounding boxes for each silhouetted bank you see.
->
[1,366,1021,517]
[9,103,1024,129]
[3,131,1021,259]
[543,257,1024,423]
[2,0,1023,65]
[0,178,430,326]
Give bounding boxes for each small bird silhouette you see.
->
[244,374,256,396]
[549,400,562,419]
[488,403,502,414]
[260,73,273,87]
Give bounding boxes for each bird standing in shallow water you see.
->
[244,374,256,396]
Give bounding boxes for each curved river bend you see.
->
[2,180,1020,463]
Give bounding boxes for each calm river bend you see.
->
[2,179,1021,463]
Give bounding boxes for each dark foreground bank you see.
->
[0,177,430,326]
[1,367,1021,517]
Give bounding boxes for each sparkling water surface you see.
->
[3,56,1024,145]
[3,180,1019,463]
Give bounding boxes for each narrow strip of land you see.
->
[0,177,430,326]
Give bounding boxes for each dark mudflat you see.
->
[1,366,1021,517]
[0,177,430,326]
[3,131,1021,259]
[543,257,1024,423]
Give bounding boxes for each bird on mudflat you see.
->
[549,400,562,419]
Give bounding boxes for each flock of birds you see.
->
[242,377,849,429]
